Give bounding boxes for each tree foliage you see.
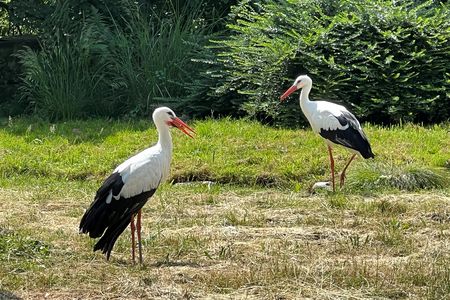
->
[217,0,450,125]
[2,0,449,124]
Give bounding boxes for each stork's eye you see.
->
[167,111,174,117]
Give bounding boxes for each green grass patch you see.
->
[0,228,51,262]
[0,117,449,298]
[1,118,448,193]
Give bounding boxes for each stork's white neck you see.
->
[299,83,313,116]
[156,124,173,151]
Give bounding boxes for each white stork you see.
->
[79,107,194,264]
[280,75,374,192]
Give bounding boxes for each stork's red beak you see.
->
[280,85,298,101]
[170,117,195,138]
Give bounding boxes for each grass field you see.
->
[0,117,449,299]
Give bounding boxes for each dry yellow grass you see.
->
[1,119,449,299]
[1,183,449,299]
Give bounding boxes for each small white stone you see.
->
[311,181,332,191]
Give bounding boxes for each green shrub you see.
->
[17,5,112,119]
[217,0,450,125]
[16,0,226,120]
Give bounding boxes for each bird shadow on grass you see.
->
[0,290,22,300]
[151,259,202,268]
[109,256,203,269]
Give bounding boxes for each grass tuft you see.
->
[349,162,449,192]
[0,228,51,262]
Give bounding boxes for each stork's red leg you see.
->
[137,209,143,264]
[130,215,136,264]
[328,145,335,192]
[340,154,356,188]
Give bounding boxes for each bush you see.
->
[217,0,450,125]
[17,4,113,119]
[16,0,228,120]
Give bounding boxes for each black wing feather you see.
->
[79,171,157,259]
[79,172,125,238]
[319,111,375,159]
[92,189,156,259]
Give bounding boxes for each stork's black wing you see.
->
[319,111,374,159]
[79,172,156,259]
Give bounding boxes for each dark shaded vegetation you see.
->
[217,0,450,125]
[0,0,448,125]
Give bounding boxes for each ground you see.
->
[0,119,449,299]
[1,184,449,299]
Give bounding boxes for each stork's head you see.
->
[152,107,195,138]
[280,75,312,101]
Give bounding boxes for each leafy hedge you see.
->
[14,0,235,120]
[6,0,450,124]
[217,0,450,125]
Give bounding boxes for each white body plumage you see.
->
[108,142,172,202]
[302,100,353,133]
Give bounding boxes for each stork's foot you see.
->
[329,175,336,192]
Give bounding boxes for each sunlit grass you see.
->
[1,117,448,192]
[0,117,449,298]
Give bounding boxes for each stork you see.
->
[79,107,194,264]
[280,75,374,192]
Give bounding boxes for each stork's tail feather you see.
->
[364,152,375,159]
[80,188,156,260]
[79,199,110,238]
[80,172,125,238]
[93,216,131,260]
